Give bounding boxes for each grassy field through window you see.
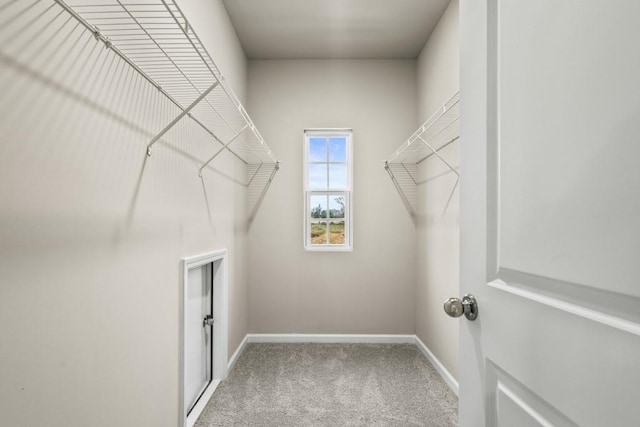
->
[311,222,345,245]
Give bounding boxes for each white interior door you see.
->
[185,263,213,414]
[459,0,640,426]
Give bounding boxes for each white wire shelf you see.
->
[384,91,460,214]
[53,0,279,171]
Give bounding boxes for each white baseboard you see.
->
[227,334,248,373]
[246,333,416,344]
[227,333,458,397]
[186,379,220,427]
[414,335,459,396]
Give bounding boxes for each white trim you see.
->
[302,244,354,253]
[488,279,640,337]
[185,380,220,427]
[227,334,249,372]
[180,249,228,427]
[246,333,415,344]
[414,335,459,396]
[303,130,354,251]
[305,128,353,133]
[497,381,553,427]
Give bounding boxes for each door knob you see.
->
[202,314,214,327]
[443,294,478,321]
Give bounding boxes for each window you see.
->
[304,130,353,251]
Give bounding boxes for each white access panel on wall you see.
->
[181,250,228,427]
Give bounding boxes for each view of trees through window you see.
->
[310,195,345,244]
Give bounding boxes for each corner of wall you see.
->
[413,0,461,382]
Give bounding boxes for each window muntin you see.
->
[304,130,352,251]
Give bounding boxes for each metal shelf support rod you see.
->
[246,162,264,187]
[417,135,459,176]
[198,123,249,176]
[415,135,460,165]
[401,163,418,185]
[146,80,218,156]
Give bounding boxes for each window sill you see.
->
[304,245,353,253]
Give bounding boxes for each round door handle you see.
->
[443,294,478,321]
[444,298,464,317]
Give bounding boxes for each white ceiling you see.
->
[221,0,451,59]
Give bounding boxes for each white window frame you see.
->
[303,129,353,251]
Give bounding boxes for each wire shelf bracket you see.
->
[384,91,460,215]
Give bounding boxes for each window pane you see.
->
[308,164,327,189]
[309,137,327,162]
[329,196,345,218]
[310,221,327,245]
[329,137,346,162]
[329,221,345,244]
[310,195,328,219]
[329,164,347,189]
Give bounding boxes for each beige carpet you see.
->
[195,343,458,426]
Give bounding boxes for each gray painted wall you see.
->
[415,0,461,380]
[0,1,249,425]
[246,60,418,335]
